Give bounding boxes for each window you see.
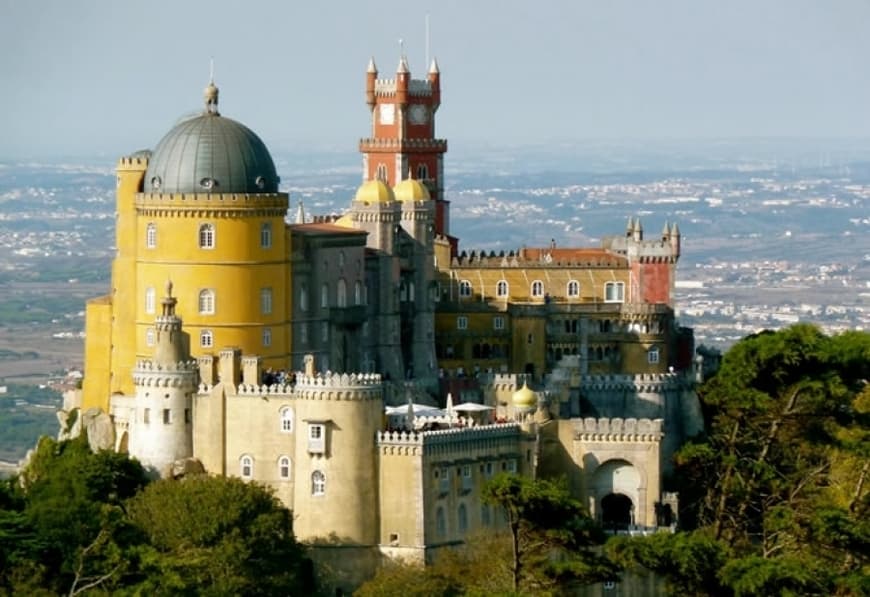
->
[163,409,171,424]
[493,316,505,331]
[436,507,446,537]
[145,287,156,314]
[308,423,326,453]
[260,222,272,248]
[485,462,494,477]
[567,280,580,298]
[146,328,155,346]
[300,323,308,345]
[354,280,363,305]
[260,288,273,315]
[198,289,215,314]
[262,327,272,347]
[506,459,518,473]
[338,251,345,267]
[457,316,468,330]
[143,408,150,424]
[300,284,308,311]
[605,281,625,303]
[648,346,660,364]
[280,407,294,432]
[458,279,472,298]
[200,329,213,348]
[321,321,329,341]
[337,279,347,307]
[311,470,326,496]
[458,503,468,534]
[145,223,156,248]
[496,279,508,298]
[240,455,253,479]
[416,163,429,180]
[376,164,387,182]
[198,223,215,249]
[321,283,329,308]
[461,465,473,491]
[278,456,291,480]
[531,280,544,298]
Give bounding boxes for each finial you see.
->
[204,73,219,115]
[295,199,306,224]
[209,56,214,84]
[429,57,439,74]
[367,56,377,74]
[165,279,173,298]
[397,39,409,74]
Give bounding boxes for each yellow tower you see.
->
[83,81,291,411]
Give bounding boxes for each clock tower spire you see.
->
[359,54,450,242]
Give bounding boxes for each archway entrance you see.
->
[601,493,633,530]
[117,431,129,454]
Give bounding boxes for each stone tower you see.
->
[128,282,197,475]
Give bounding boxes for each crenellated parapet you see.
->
[377,422,521,456]
[132,359,198,388]
[373,78,433,96]
[136,193,288,218]
[449,249,627,269]
[293,371,383,402]
[578,372,687,393]
[134,359,198,373]
[574,417,663,442]
[118,155,150,169]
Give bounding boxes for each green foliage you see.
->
[124,475,313,595]
[354,560,462,597]
[481,473,617,594]
[606,531,730,596]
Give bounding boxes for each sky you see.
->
[2,0,870,159]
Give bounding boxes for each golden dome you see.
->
[333,213,354,228]
[511,382,537,409]
[393,178,431,202]
[354,179,395,204]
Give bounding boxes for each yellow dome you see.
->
[393,178,431,202]
[333,213,354,228]
[354,179,395,204]
[512,382,537,409]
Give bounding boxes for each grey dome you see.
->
[144,112,279,194]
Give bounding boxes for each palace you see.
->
[69,54,703,592]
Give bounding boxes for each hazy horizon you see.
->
[2,0,870,159]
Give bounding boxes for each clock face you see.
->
[379,103,395,125]
[408,104,428,125]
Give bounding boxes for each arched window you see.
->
[198,223,215,249]
[311,470,326,496]
[300,284,308,311]
[145,287,156,314]
[260,222,272,248]
[337,279,347,307]
[198,289,215,314]
[200,329,213,348]
[145,223,156,249]
[321,283,329,308]
[376,164,388,182]
[436,507,446,537]
[567,280,580,298]
[531,280,544,298]
[496,280,508,298]
[648,346,660,364]
[458,503,468,534]
[262,327,272,347]
[416,163,429,180]
[280,407,294,432]
[145,328,155,346]
[240,455,253,479]
[278,456,291,480]
[260,288,272,315]
[354,280,363,305]
[459,280,472,298]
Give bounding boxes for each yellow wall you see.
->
[81,297,113,410]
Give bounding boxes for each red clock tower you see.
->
[360,56,450,239]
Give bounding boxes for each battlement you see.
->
[374,78,433,96]
[359,138,447,152]
[377,422,521,451]
[450,249,627,269]
[578,372,686,392]
[134,359,198,372]
[295,371,382,389]
[137,193,287,211]
[117,155,150,169]
[133,359,198,387]
[574,417,663,441]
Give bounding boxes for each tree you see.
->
[124,475,314,595]
[481,473,617,594]
[619,326,870,596]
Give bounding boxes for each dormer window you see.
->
[307,422,326,454]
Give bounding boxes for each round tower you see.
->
[133,81,290,377]
[129,282,198,476]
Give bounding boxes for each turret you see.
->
[396,56,410,106]
[428,58,441,109]
[633,217,643,242]
[626,216,635,238]
[661,221,671,242]
[670,222,681,257]
[366,57,377,108]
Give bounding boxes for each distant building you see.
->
[71,54,702,592]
